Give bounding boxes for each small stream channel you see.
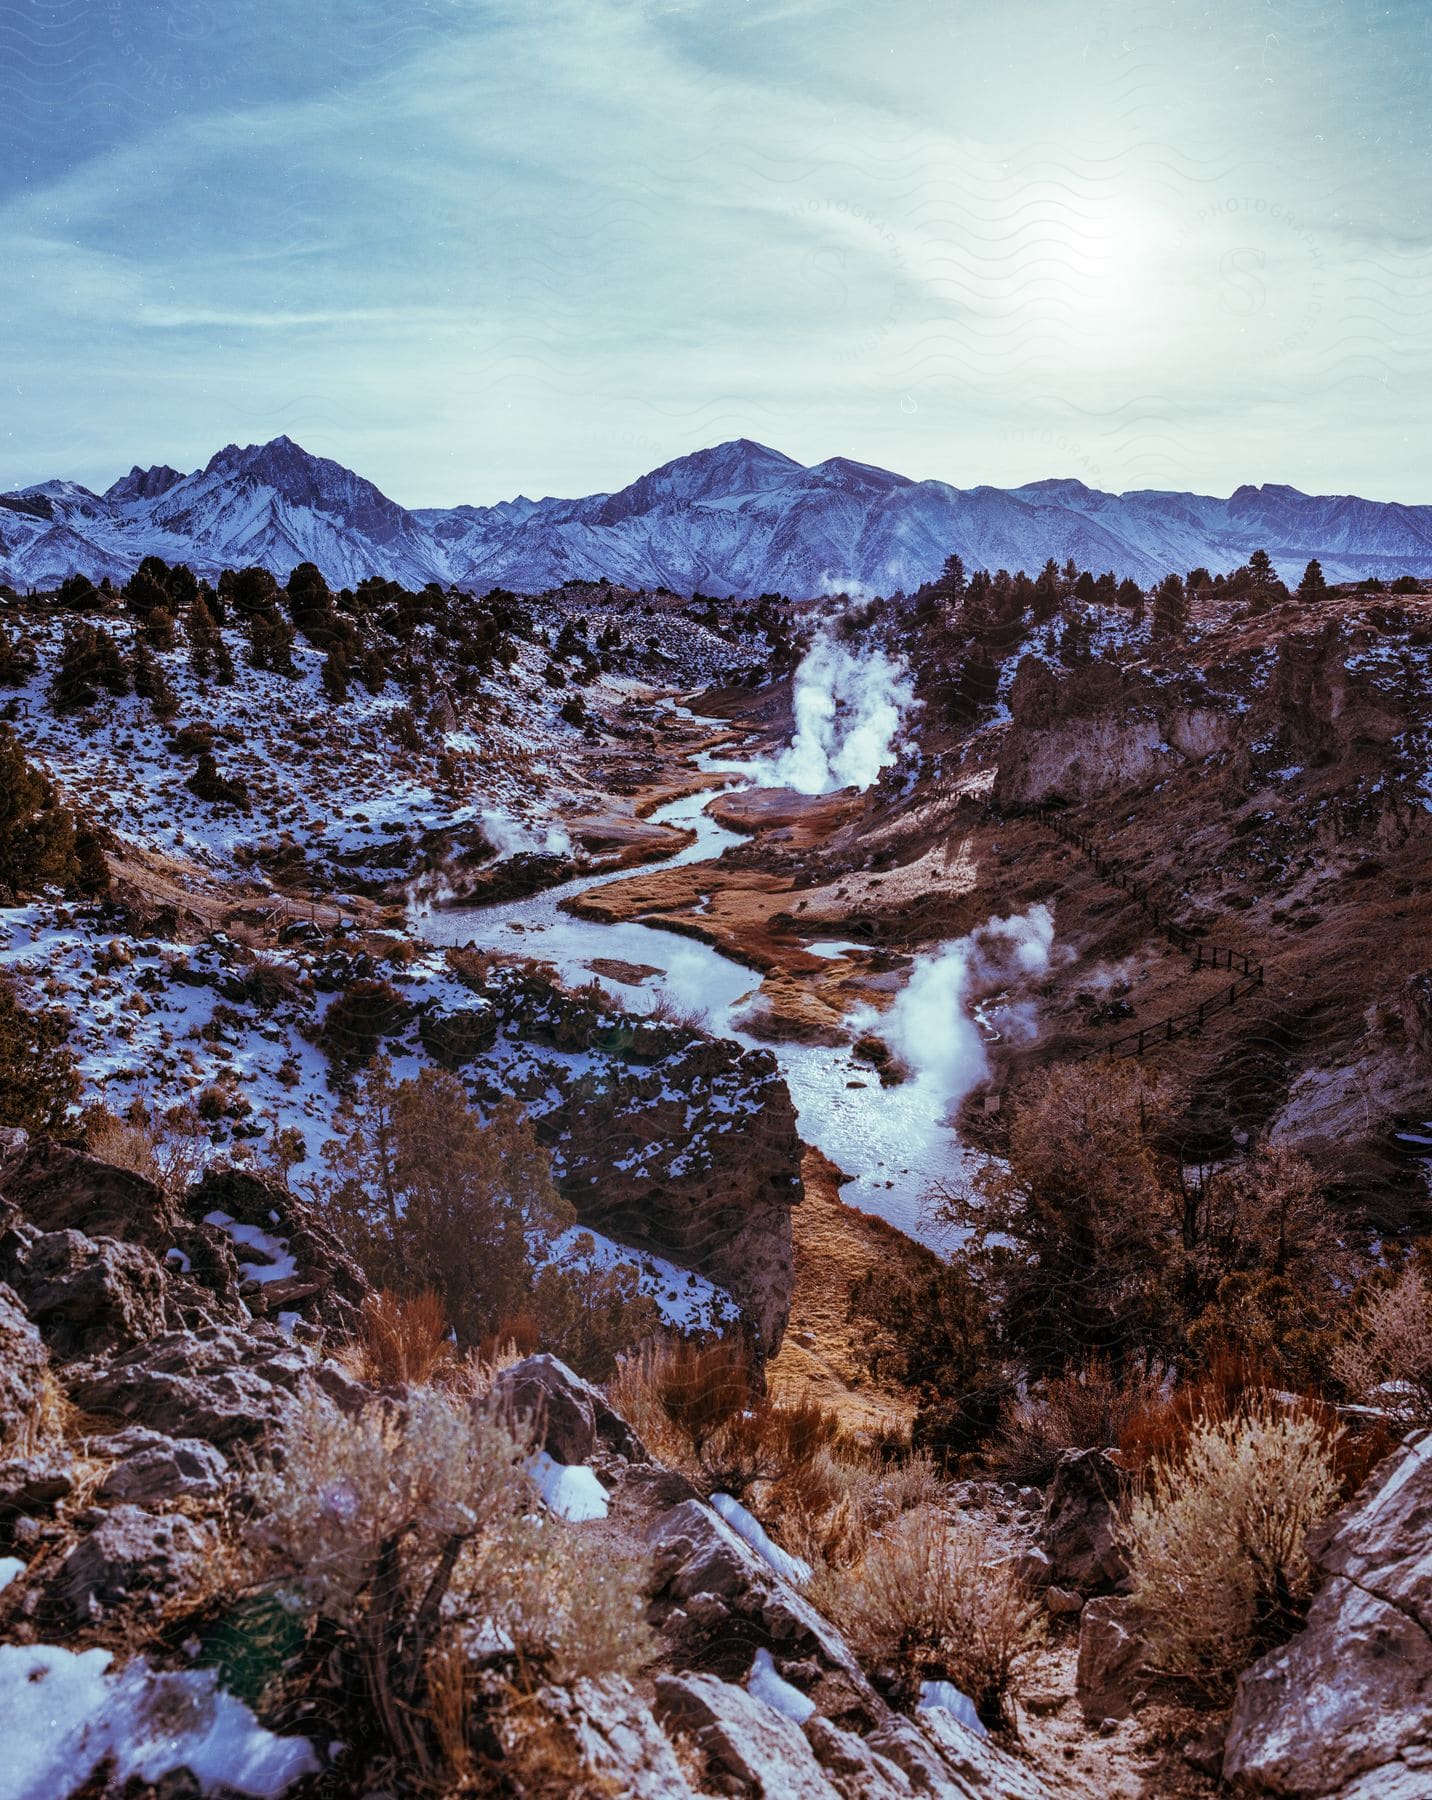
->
[413,768,976,1251]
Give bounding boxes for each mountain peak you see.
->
[195,436,407,525]
[106,462,183,505]
[597,439,803,524]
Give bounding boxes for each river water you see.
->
[414,779,975,1250]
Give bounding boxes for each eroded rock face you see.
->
[0,1280,48,1452]
[93,1428,229,1503]
[491,1352,646,1464]
[1075,1595,1145,1724]
[56,1503,218,1621]
[656,1671,842,1799]
[0,1142,181,1250]
[67,1326,309,1445]
[0,1225,168,1357]
[1223,1431,1432,1797]
[186,1165,370,1335]
[534,1675,701,1799]
[993,659,1232,810]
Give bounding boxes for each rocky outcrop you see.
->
[0,1280,48,1452]
[993,659,1233,809]
[0,1225,168,1357]
[93,1428,228,1503]
[491,1350,646,1463]
[1223,1431,1432,1797]
[1040,1447,1127,1595]
[1259,618,1411,766]
[67,1325,323,1445]
[0,1140,182,1250]
[186,1165,370,1335]
[0,1148,1043,1800]
[55,1503,218,1621]
[471,968,804,1355]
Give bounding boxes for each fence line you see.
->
[1007,801,1266,1060]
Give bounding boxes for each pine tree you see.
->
[50,623,130,712]
[143,606,177,650]
[1116,577,1146,620]
[188,594,220,680]
[131,642,179,721]
[1151,573,1188,640]
[940,552,968,599]
[123,556,171,619]
[1033,558,1061,623]
[56,573,100,611]
[321,643,351,702]
[0,623,37,687]
[1296,558,1328,602]
[0,725,77,898]
[0,979,78,1135]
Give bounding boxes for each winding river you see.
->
[414,761,977,1252]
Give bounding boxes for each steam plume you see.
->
[855,904,1055,1117]
[752,630,917,794]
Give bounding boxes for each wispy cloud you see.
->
[1,0,1429,504]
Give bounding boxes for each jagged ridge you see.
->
[4,436,1431,595]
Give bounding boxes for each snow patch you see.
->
[0,1644,320,1800]
[710,1491,812,1584]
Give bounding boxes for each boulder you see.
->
[864,1709,1048,1799]
[534,1675,700,1799]
[94,1428,229,1503]
[1041,1447,1126,1594]
[804,1716,914,1798]
[1223,1431,1432,1796]
[55,1504,217,1620]
[655,1671,841,1799]
[1075,1595,1147,1724]
[0,1455,73,1516]
[647,1496,862,1688]
[491,1353,645,1464]
[911,1705,1048,1798]
[67,1326,308,1445]
[0,1281,48,1453]
[0,1142,181,1250]
[0,1226,168,1358]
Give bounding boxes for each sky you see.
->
[1,0,1430,507]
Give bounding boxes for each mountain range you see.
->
[3,436,1430,597]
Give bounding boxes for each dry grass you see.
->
[84,1100,208,1196]
[4,1365,71,1458]
[346,1289,455,1388]
[990,1355,1166,1485]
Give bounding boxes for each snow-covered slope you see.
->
[4,436,1430,596]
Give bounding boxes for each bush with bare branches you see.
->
[244,1384,650,1783]
[84,1100,208,1195]
[989,1354,1165,1485]
[1332,1260,1432,1430]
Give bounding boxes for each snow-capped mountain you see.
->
[3,436,1430,596]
